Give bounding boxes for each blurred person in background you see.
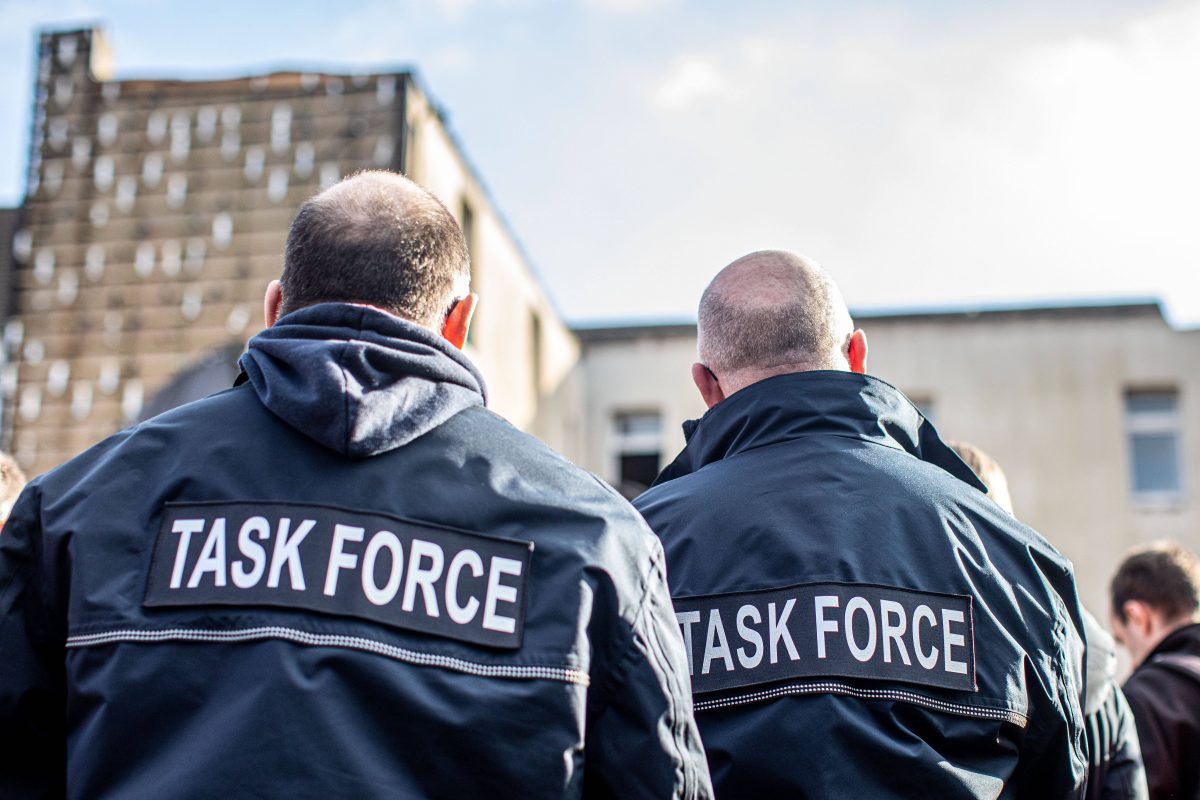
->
[635,250,1088,798]
[0,452,26,529]
[948,440,1147,800]
[0,171,712,799]
[1110,542,1200,800]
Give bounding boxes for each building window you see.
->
[612,411,662,499]
[1125,390,1184,503]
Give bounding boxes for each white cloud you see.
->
[652,56,727,110]
[539,1,1200,325]
[584,0,677,14]
[433,0,476,21]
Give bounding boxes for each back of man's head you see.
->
[1111,541,1200,626]
[698,251,855,383]
[279,170,469,327]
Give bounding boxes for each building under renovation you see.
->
[4,27,576,477]
[3,26,1198,625]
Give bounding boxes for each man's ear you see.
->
[264,280,284,328]
[847,329,868,374]
[1122,600,1153,635]
[441,294,478,350]
[691,362,726,409]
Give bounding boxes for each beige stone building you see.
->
[571,303,1200,620]
[4,26,1196,630]
[4,27,576,476]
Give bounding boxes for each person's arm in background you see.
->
[1086,683,1149,800]
[1123,676,1181,800]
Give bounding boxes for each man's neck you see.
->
[721,362,837,398]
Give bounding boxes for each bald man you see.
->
[634,251,1088,798]
[0,171,712,799]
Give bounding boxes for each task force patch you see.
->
[145,501,533,649]
[674,582,976,694]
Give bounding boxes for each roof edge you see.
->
[572,299,1181,343]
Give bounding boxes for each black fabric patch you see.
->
[673,582,976,694]
[145,501,533,649]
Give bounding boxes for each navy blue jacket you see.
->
[1082,611,1148,800]
[0,304,712,799]
[635,371,1087,798]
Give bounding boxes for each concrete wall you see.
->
[7,27,579,475]
[8,28,416,474]
[574,327,705,490]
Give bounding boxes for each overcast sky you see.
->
[2,0,1197,326]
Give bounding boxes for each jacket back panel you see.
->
[23,385,667,799]
[637,429,1086,798]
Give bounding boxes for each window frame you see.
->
[609,409,663,496]
[1124,388,1186,509]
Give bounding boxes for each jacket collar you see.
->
[1148,621,1200,661]
[654,370,984,491]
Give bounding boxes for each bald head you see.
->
[279,170,469,327]
[698,251,856,386]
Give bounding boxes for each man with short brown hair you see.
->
[0,170,711,799]
[1111,541,1200,800]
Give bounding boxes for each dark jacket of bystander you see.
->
[1122,622,1200,800]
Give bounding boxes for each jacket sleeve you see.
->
[1027,641,1089,799]
[0,484,66,798]
[581,542,714,800]
[1086,684,1149,800]
[1122,673,1180,800]
[1011,562,1090,799]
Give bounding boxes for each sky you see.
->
[1,0,1198,327]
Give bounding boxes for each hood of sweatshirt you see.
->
[238,302,487,457]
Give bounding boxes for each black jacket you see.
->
[0,304,712,799]
[634,371,1088,798]
[1122,622,1200,800]
[1082,611,1148,800]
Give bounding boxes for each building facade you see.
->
[5,27,576,476]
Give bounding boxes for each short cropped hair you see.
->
[279,170,469,327]
[0,451,27,524]
[697,253,847,374]
[1110,541,1200,624]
